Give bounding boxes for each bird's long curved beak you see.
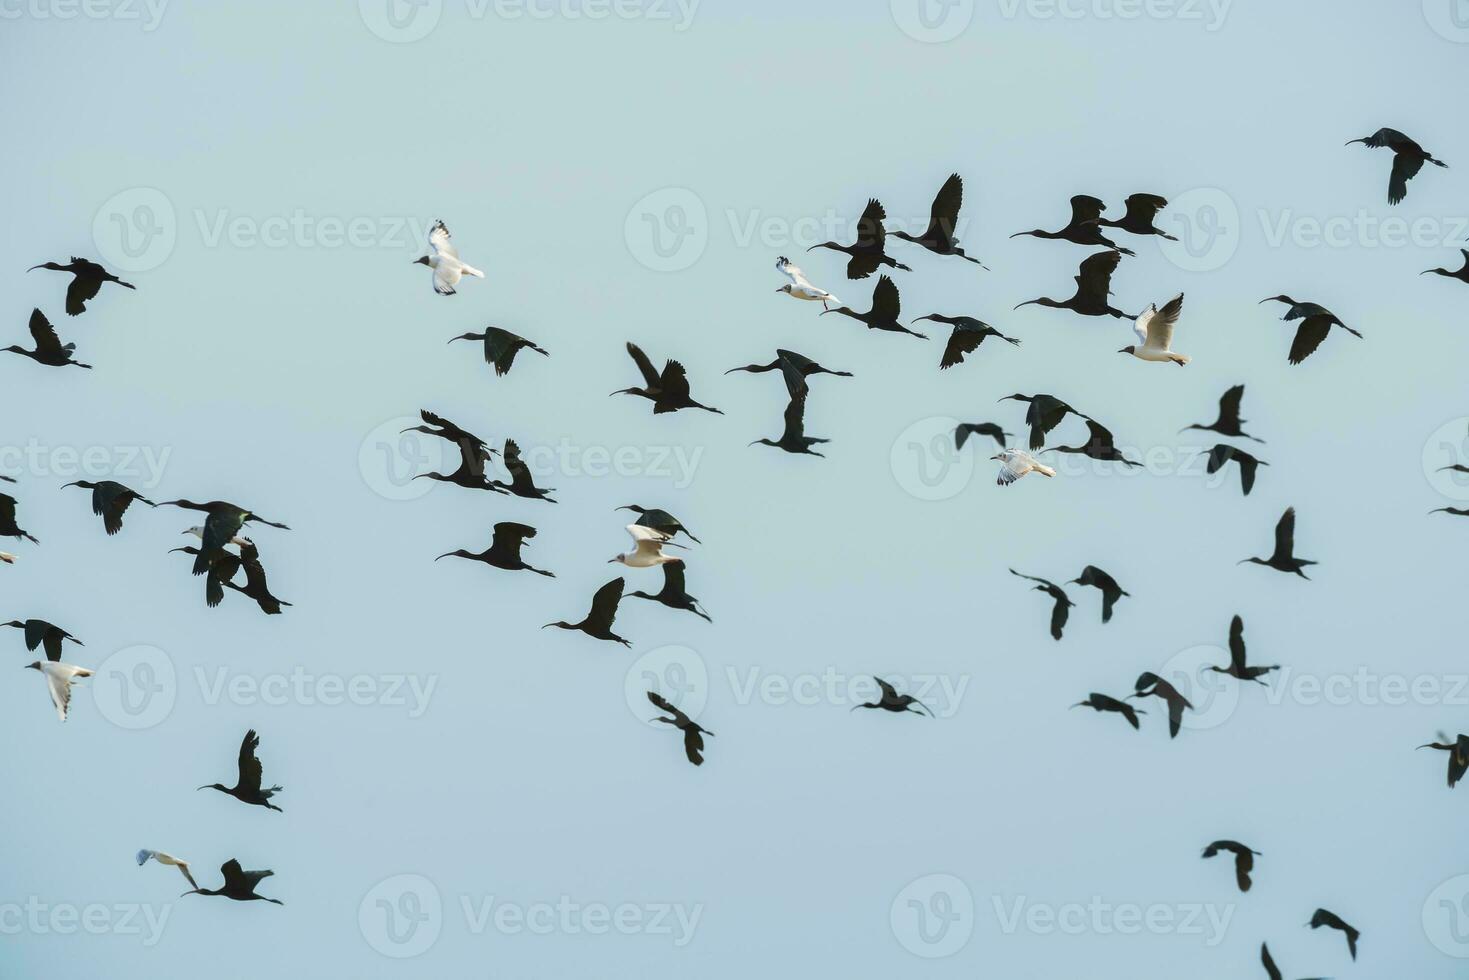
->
[180,889,200,898]
[433,553,453,561]
[59,481,80,489]
[1013,300,1038,310]
[195,785,210,791]
[1256,298,1274,305]
[913,315,935,323]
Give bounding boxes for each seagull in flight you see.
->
[992,449,1056,487]
[774,256,839,310]
[137,849,199,891]
[1347,127,1447,205]
[611,524,685,568]
[1119,293,1190,365]
[413,220,484,295]
[25,659,92,721]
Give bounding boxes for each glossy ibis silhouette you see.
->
[0,493,39,544]
[912,314,1019,370]
[1131,672,1193,738]
[158,499,289,575]
[617,505,700,544]
[182,859,282,905]
[1206,616,1278,685]
[647,690,714,766]
[992,448,1055,485]
[1205,444,1268,496]
[171,539,291,614]
[628,562,710,622]
[1202,840,1259,891]
[1015,250,1135,319]
[1120,293,1190,365]
[25,659,91,721]
[1182,384,1264,443]
[1259,941,1324,980]
[1240,507,1316,579]
[414,219,483,295]
[62,479,155,535]
[614,342,722,414]
[199,729,283,811]
[1307,908,1359,960]
[1042,420,1141,468]
[492,439,556,502]
[851,676,932,716]
[1010,195,1136,254]
[1260,296,1362,365]
[4,618,82,662]
[1423,249,1469,285]
[447,326,547,376]
[1430,506,1469,518]
[751,363,828,457]
[1071,693,1144,729]
[954,422,1012,450]
[1069,566,1128,622]
[6,309,91,368]
[402,409,496,456]
[726,348,851,380]
[1347,128,1447,204]
[888,173,987,267]
[1419,732,1469,788]
[436,521,554,578]
[1098,193,1176,239]
[775,255,839,309]
[401,410,501,492]
[807,198,912,279]
[821,275,926,339]
[137,849,199,891]
[27,257,134,315]
[611,524,685,568]
[1010,569,1073,640]
[543,577,631,647]
[999,392,1093,450]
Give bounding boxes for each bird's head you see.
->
[776,284,792,295]
[806,241,840,252]
[197,783,228,792]
[23,661,40,672]
[412,256,431,266]
[1259,295,1292,306]
[997,393,1027,404]
[3,620,24,629]
[1117,345,1136,355]
[912,314,944,325]
[60,480,94,490]
[608,554,627,565]
[183,526,205,539]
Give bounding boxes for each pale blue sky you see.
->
[4,1,1469,977]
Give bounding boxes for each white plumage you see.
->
[137,849,200,890]
[775,256,839,310]
[27,660,92,721]
[418,220,485,296]
[991,449,1056,486]
[611,524,686,568]
[1123,293,1190,365]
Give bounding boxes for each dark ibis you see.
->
[614,342,722,414]
[6,309,91,369]
[493,439,556,502]
[436,522,554,578]
[1181,384,1264,443]
[1260,296,1362,365]
[912,314,1020,370]
[1307,908,1359,960]
[1071,693,1144,729]
[807,198,912,280]
[1098,193,1176,239]
[851,676,932,716]
[1014,250,1135,319]
[181,859,282,905]
[543,578,631,647]
[647,690,714,766]
[1204,444,1268,496]
[1131,672,1194,738]
[1010,195,1136,254]
[628,562,710,622]
[1347,128,1447,204]
[999,392,1093,451]
[1069,566,1128,623]
[62,479,155,535]
[1009,569,1074,641]
[1206,616,1277,685]
[447,326,548,376]
[1240,507,1316,579]
[617,505,700,544]
[821,275,926,339]
[887,173,987,267]
[199,729,283,811]
[27,257,135,315]
[4,618,82,662]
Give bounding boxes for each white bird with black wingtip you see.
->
[774,256,839,310]
[414,220,484,296]
[25,658,93,721]
[991,448,1056,486]
[137,849,199,891]
[1119,293,1190,365]
[611,524,686,568]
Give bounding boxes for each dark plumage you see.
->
[647,690,714,765]
[199,729,283,811]
[954,422,1012,451]
[1097,193,1176,239]
[888,173,987,267]
[1010,195,1136,254]
[628,562,710,622]
[617,505,700,544]
[182,859,282,905]
[821,275,926,339]
[3,618,82,662]
[61,479,155,535]
[1308,908,1360,960]
[851,676,932,716]
[1205,444,1269,496]
[543,577,631,646]
[1206,616,1278,685]
[27,257,135,315]
[1347,127,1447,205]
[999,392,1093,451]
[1419,732,1469,788]
[1202,839,1259,891]
[1240,507,1316,579]
[0,493,39,544]
[1260,296,1363,365]
[1069,566,1128,623]
[1014,250,1135,319]
[5,309,91,369]
[1181,384,1264,443]
[436,521,554,577]
[613,342,722,414]
[447,326,548,376]
[912,314,1020,370]
[157,499,289,576]
[1010,569,1074,641]
[1071,693,1143,729]
[1259,941,1325,980]
[1042,420,1140,467]
[807,198,912,279]
[492,439,556,502]
[1131,672,1194,738]
[726,348,851,380]
[750,358,828,457]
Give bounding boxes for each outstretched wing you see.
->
[1143,294,1183,349]
[427,220,458,259]
[870,275,901,323]
[1218,384,1245,427]
[854,198,888,251]
[28,308,67,357]
[1228,615,1246,671]
[1068,195,1106,226]
[776,256,814,290]
[1273,507,1297,561]
[1122,193,1169,225]
[923,172,964,244]
[1075,250,1121,308]
[1287,316,1332,365]
[586,577,625,632]
[626,342,660,387]
[237,729,265,794]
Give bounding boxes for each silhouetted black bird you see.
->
[436,522,554,578]
[617,505,700,544]
[1014,250,1135,319]
[199,729,282,812]
[181,859,282,905]
[1347,128,1447,204]
[912,314,1020,370]
[402,409,496,456]
[1182,385,1264,443]
[1098,193,1176,239]
[887,173,986,267]
[1010,569,1074,641]
[158,499,289,575]
[1071,693,1144,729]
[851,676,932,716]
[1042,420,1140,467]
[821,275,926,339]
[1240,507,1316,579]
[61,479,155,535]
[1419,732,1469,788]
[808,198,912,279]
[1010,195,1136,254]
[447,326,548,376]
[1260,296,1363,365]
[647,690,714,765]
[170,539,290,614]
[492,439,556,502]
[628,562,709,621]
[544,577,630,646]
[1069,566,1128,623]
[1205,444,1268,496]
[401,410,501,492]
[999,392,1093,451]
[6,309,91,369]
[1423,249,1469,285]
[1307,908,1359,961]
[954,422,1012,450]
[0,493,39,544]
[1259,941,1324,980]
[614,342,722,414]
[1202,840,1259,891]
[726,348,852,380]
[750,361,828,457]
[1131,672,1194,738]
[1430,506,1469,518]
[27,257,134,315]
[3,618,82,662]
[1206,616,1278,685]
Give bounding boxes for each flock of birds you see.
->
[5,122,1460,968]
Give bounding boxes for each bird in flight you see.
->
[182,859,283,905]
[137,849,199,891]
[628,562,710,622]
[1240,507,1316,579]
[851,676,933,716]
[992,448,1056,486]
[611,524,685,568]
[447,326,548,376]
[1422,249,1469,286]
[1419,732,1469,788]
[727,348,851,381]
[403,410,504,493]
[1119,293,1190,365]
[807,198,912,279]
[171,537,291,613]
[492,439,556,502]
[614,342,723,414]
[647,690,714,766]
[821,275,927,339]
[774,256,839,310]
[1015,250,1135,319]
[544,577,632,647]
[999,392,1093,451]
[1069,566,1128,623]
[1346,127,1447,204]
[6,309,92,369]
[158,499,289,577]
[24,658,92,721]
[617,505,700,544]
[27,256,134,315]
[1181,384,1264,443]
[1097,193,1177,239]
[1206,616,1278,685]
[1130,672,1194,738]
[1202,839,1260,891]
[1430,505,1469,518]
[1204,444,1268,496]
[1042,420,1141,468]
[750,360,829,457]
[954,421,1012,451]
[1010,569,1073,640]
[436,522,554,578]
[199,729,284,812]
[1260,296,1362,365]
[1259,941,1325,980]
[62,479,155,535]
[4,618,83,662]
[413,219,484,295]
[0,493,39,545]
[912,313,1020,370]
[1307,908,1360,961]
[1010,195,1136,254]
[1071,693,1144,729]
[887,173,987,267]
